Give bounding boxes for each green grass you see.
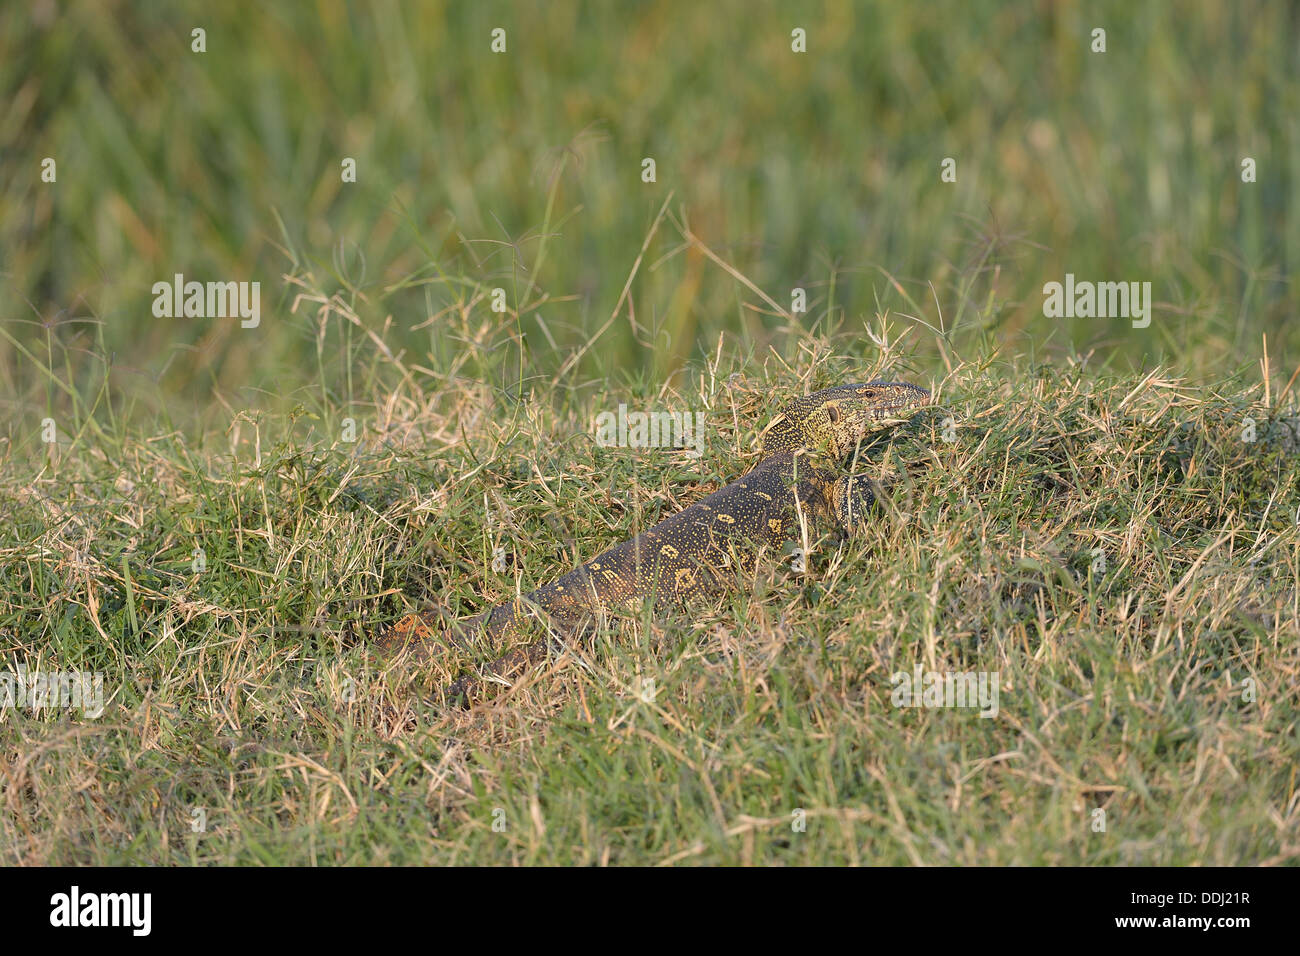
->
[2,0,1298,422]
[1,1,1298,864]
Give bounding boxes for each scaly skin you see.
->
[375,381,932,703]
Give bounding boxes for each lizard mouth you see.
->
[862,383,932,420]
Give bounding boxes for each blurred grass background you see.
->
[1,0,1296,441]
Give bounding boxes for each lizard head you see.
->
[760,381,932,460]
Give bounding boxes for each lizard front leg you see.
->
[831,473,881,535]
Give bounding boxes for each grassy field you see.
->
[3,345,1298,864]
[1,1,1298,864]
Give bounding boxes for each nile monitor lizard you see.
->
[375,381,932,703]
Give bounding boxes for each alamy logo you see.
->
[49,886,151,936]
[594,404,705,457]
[1,664,104,718]
[151,273,260,328]
[891,667,999,718]
[1042,273,1152,328]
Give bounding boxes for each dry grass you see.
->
[2,340,1297,864]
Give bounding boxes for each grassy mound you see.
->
[3,347,1296,864]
